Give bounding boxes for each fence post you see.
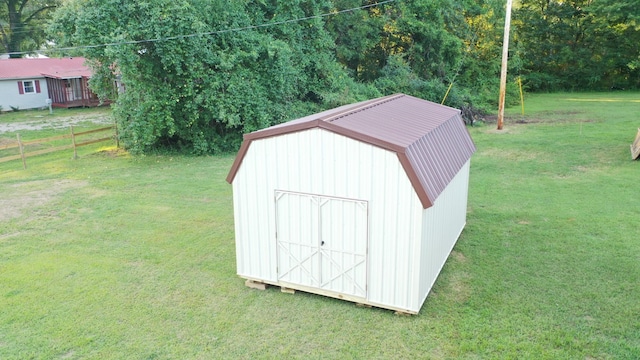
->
[70,125,78,159]
[17,133,26,169]
[114,121,119,148]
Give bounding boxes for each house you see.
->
[0,57,102,111]
[226,93,477,314]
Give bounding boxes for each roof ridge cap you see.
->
[316,93,405,123]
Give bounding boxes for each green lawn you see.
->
[1,94,639,359]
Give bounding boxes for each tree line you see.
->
[515,0,640,91]
[2,0,639,154]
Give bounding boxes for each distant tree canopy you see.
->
[48,0,639,154]
[50,0,380,154]
[514,0,640,91]
[1,0,59,57]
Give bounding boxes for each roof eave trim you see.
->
[226,139,251,184]
[243,119,321,140]
[227,120,322,183]
[0,75,46,81]
[42,75,87,80]
[397,151,434,209]
[226,118,406,184]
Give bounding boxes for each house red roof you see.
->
[226,94,477,209]
[0,57,91,80]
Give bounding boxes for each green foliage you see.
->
[326,0,505,120]
[47,0,640,153]
[49,0,374,154]
[374,54,447,100]
[0,0,60,57]
[514,0,640,91]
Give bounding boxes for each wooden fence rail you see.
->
[0,125,118,169]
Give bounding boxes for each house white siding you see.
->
[0,78,49,111]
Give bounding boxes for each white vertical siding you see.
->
[417,160,471,309]
[233,128,435,311]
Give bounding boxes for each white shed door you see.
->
[275,191,368,299]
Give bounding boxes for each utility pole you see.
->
[497,0,513,130]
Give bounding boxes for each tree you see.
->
[326,0,467,85]
[1,0,59,57]
[325,0,510,113]
[514,0,640,90]
[325,0,392,82]
[49,0,371,154]
[587,0,640,88]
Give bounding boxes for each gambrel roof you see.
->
[227,93,476,209]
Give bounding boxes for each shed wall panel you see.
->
[233,128,424,310]
[418,160,471,306]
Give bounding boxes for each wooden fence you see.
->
[0,125,118,169]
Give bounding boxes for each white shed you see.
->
[226,93,476,314]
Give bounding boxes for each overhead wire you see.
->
[4,0,397,57]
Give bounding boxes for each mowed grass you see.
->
[0,107,114,165]
[1,93,639,359]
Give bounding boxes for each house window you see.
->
[18,80,40,95]
[23,81,35,93]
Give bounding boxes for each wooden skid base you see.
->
[394,310,413,316]
[240,278,418,314]
[244,279,268,290]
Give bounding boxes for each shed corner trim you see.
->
[397,151,433,209]
[226,139,252,184]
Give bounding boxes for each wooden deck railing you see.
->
[0,125,118,169]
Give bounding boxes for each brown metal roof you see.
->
[226,93,476,209]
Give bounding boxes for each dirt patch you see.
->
[479,147,549,162]
[91,148,129,158]
[485,127,518,134]
[483,111,590,125]
[450,250,468,264]
[0,137,16,146]
[60,350,75,359]
[0,179,88,222]
[447,272,472,303]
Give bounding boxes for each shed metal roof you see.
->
[0,57,91,80]
[226,93,476,209]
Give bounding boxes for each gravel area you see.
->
[0,112,112,133]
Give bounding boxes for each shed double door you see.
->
[275,191,368,299]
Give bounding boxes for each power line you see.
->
[4,0,397,57]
